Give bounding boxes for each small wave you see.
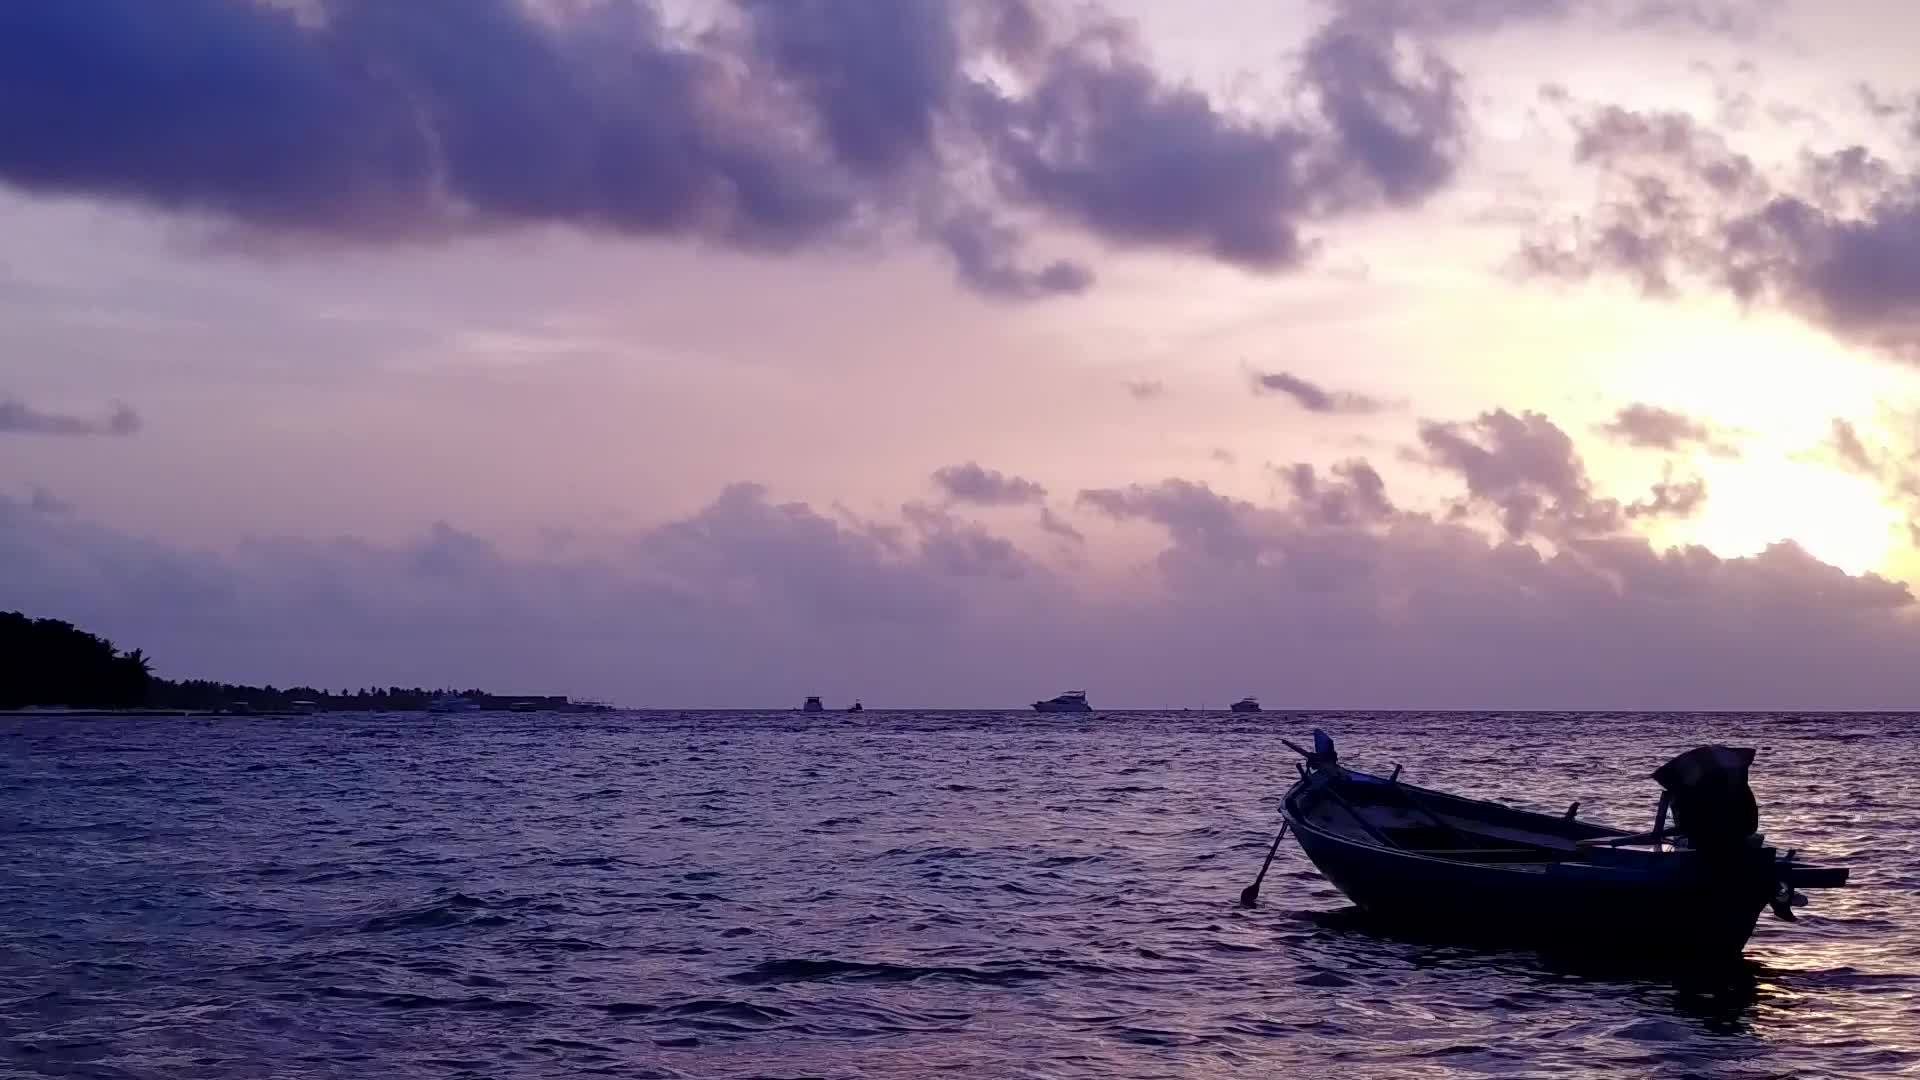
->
[1417,1043,1497,1058]
[375,993,547,1014]
[358,893,508,933]
[515,936,608,952]
[662,998,794,1023]
[725,958,1049,987]
[553,855,624,869]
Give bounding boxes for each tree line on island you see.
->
[0,611,599,712]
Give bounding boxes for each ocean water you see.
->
[1,711,1912,1079]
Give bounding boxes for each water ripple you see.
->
[0,710,1912,1078]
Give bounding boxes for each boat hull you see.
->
[1032,701,1092,713]
[1284,778,1778,964]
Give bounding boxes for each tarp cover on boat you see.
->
[1653,745,1758,852]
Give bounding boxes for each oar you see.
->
[1239,820,1290,907]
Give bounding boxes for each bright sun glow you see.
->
[1686,459,1902,576]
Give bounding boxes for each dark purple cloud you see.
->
[1079,478,1273,565]
[1252,371,1388,414]
[0,0,1483,300]
[0,0,854,247]
[740,0,958,179]
[965,36,1316,268]
[932,207,1094,299]
[932,462,1049,506]
[0,398,140,437]
[1279,460,1397,525]
[1418,409,1623,538]
[1598,402,1732,454]
[963,4,1468,270]
[1300,10,1464,208]
[1524,100,1920,358]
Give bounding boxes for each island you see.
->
[0,611,611,714]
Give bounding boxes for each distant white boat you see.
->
[428,695,479,713]
[1032,690,1092,713]
[1231,696,1261,713]
[801,696,824,713]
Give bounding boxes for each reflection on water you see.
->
[0,710,1912,1078]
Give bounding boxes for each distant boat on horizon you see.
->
[847,699,864,713]
[1230,696,1261,713]
[428,694,478,713]
[1032,690,1092,713]
[802,696,824,713]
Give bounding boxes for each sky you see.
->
[7,0,1920,708]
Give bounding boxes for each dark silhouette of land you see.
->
[0,611,603,713]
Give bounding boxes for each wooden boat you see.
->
[1267,731,1848,964]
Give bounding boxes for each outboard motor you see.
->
[1652,745,1758,853]
[1651,744,1816,926]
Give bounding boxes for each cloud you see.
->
[931,461,1049,506]
[1821,419,1920,532]
[1125,379,1167,401]
[0,0,1476,301]
[1597,402,1734,454]
[739,0,960,179]
[1626,467,1708,519]
[902,501,1035,579]
[26,486,72,514]
[1252,371,1388,414]
[1858,82,1920,142]
[1331,0,1779,37]
[1417,408,1622,538]
[1038,506,1084,543]
[9,440,1920,708]
[1828,418,1883,476]
[1278,460,1398,525]
[0,398,140,437]
[1523,99,1920,358]
[933,207,1094,298]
